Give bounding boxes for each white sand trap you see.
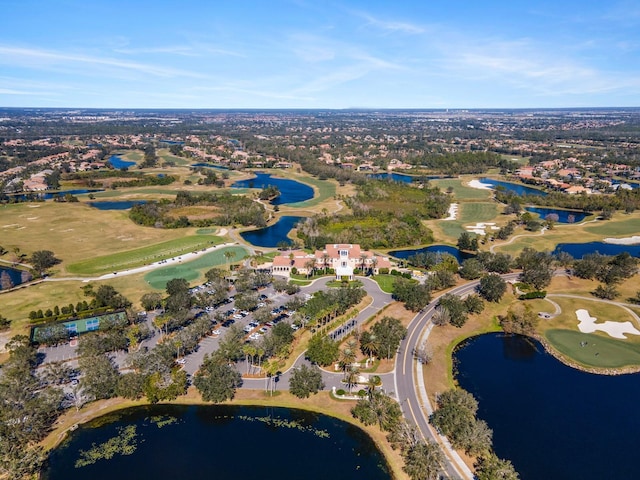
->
[443,203,458,221]
[465,222,496,236]
[468,179,494,190]
[603,236,640,245]
[576,309,640,339]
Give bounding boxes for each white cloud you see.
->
[0,45,206,78]
[353,11,426,34]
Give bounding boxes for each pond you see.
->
[0,265,30,290]
[107,154,136,170]
[525,206,589,223]
[480,178,547,196]
[89,200,147,210]
[368,173,441,183]
[42,405,390,480]
[191,162,229,170]
[455,333,640,480]
[553,242,640,259]
[232,173,314,205]
[9,189,105,201]
[388,244,474,263]
[240,216,304,248]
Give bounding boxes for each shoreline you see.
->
[42,389,405,480]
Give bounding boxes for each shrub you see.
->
[379,268,389,274]
[519,291,547,300]
[336,389,346,396]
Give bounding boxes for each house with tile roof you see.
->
[271,244,392,280]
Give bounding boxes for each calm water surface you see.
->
[232,173,314,205]
[525,206,589,223]
[0,266,27,289]
[553,242,640,258]
[389,245,473,263]
[108,154,135,169]
[43,405,390,480]
[455,334,640,480]
[480,178,547,196]
[89,200,147,210]
[240,216,304,247]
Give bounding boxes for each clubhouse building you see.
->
[271,243,392,280]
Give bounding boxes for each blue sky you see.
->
[1,0,640,108]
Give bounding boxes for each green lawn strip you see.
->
[67,235,223,275]
[545,329,640,368]
[430,178,492,200]
[372,274,396,293]
[584,217,640,237]
[287,177,337,208]
[157,148,190,166]
[144,246,248,290]
[288,278,312,286]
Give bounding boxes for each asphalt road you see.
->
[395,273,520,480]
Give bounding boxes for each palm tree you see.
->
[359,253,368,275]
[340,342,357,374]
[304,258,316,279]
[321,253,331,273]
[243,344,256,374]
[224,249,236,270]
[370,256,378,276]
[360,331,380,360]
[344,365,360,394]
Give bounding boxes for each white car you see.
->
[212,329,221,335]
[176,358,186,365]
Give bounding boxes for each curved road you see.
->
[395,273,520,479]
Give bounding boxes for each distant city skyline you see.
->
[2,0,640,109]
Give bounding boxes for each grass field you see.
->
[0,202,221,269]
[545,329,640,368]
[287,176,337,208]
[67,235,223,275]
[429,202,500,242]
[430,178,492,200]
[144,246,248,289]
[585,216,640,236]
[372,274,396,293]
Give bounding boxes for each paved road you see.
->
[395,273,520,480]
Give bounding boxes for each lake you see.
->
[455,333,640,480]
[42,405,390,480]
[388,245,473,263]
[525,206,589,223]
[9,189,105,201]
[191,163,229,170]
[89,200,147,210]
[240,216,304,247]
[232,173,314,205]
[480,178,547,196]
[368,173,442,183]
[108,154,136,170]
[0,266,29,289]
[553,242,640,258]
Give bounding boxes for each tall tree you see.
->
[289,364,324,398]
[194,353,242,402]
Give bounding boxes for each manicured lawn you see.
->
[436,202,500,241]
[430,178,492,200]
[288,176,337,208]
[372,274,396,293]
[144,246,248,289]
[545,329,640,368]
[585,216,640,236]
[67,235,223,275]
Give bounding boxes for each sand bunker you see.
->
[468,179,493,190]
[465,222,498,235]
[443,203,458,221]
[576,309,640,339]
[603,236,640,245]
